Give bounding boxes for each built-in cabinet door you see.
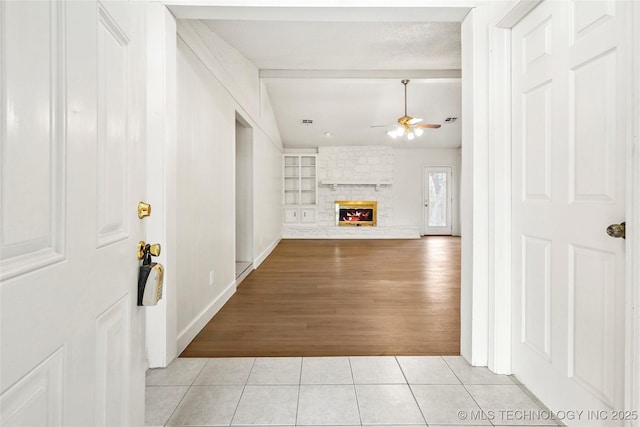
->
[511,1,628,421]
[283,208,299,224]
[300,208,316,223]
[0,2,147,425]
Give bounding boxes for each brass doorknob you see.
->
[606,222,625,239]
[138,201,151,219]
[137,241,161,260]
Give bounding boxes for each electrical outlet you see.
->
[209,270,214,286]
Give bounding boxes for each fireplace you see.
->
[335,200,377,226]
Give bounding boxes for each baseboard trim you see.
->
[236,263,253,286]
[254,236,281,268]
[282,226,420,239]
[176,280,236,355]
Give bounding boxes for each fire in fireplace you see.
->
[335,200,377,226]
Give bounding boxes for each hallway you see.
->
[152,238,554,426]
[181,237,461,357]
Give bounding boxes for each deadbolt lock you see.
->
[606,222,625,239]
[137,241,161,260]
[138,201,151,219]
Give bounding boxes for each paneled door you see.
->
[423,166,452,235]
[1,1,147,425]
[511,1,629,423]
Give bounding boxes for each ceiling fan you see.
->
[371,79,441,140]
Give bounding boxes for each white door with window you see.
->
[423,166,452,235]
[511,1,629,423]
[1,1,147,425]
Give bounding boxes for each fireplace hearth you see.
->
[335,200,377,226]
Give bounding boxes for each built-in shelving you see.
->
[283,154,317,224]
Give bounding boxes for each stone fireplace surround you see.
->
[282,146,420,239]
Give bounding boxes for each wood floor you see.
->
[181,237,461,358]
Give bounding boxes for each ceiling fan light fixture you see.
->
[372,79,441,140]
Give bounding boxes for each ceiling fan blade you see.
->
[408,117,423,124]
[369,124,397,128]
[414,124,442,129]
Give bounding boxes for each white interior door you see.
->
[511,1,628,423]
[423,166,453,235]
[1,1,147,425]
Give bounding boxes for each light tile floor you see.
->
[146,356,558,427]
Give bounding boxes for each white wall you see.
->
[252,129,284,266]
[393,148,461,236]
[174,22,283,354]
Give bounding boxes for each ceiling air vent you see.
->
[301,119,313,125]
[444,117,458,123]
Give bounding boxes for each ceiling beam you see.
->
[259,69,462,79]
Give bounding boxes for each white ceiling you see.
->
[203,20,461,70]
[264,78,461,148]
[172,4,467,149]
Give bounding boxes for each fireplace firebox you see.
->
[335,200,377,226]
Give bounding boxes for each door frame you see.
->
[489,0,640,415]
[235,113,254,272]
[145,3,178,368]
[627,0,640,417]
[422,165,453,235]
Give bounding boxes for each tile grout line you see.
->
[295,358,303,426]
[396,356,429,426]
[442,356,497,427]
[348,357,364,427]
[159,358,210,426]
[229,357,257,426]
[460,382,497,427]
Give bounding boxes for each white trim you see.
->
[494,0,542,28]
[281,226,420,239]
[235,263,254,286]
[485,0,544,378]
[460,5,491,367]
[254,236,281,269]
[487,21,512,375]
[165,2,476,22]
[625,0,640,420]
[176,280,237,355]
[145,3,178,369]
